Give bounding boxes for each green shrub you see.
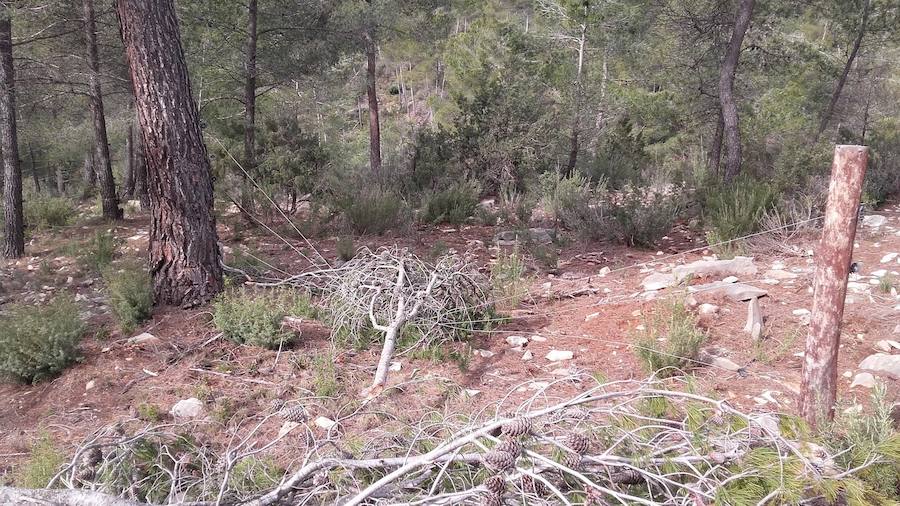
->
[496,183,534,226]
[104,265,153,333]
[703,177,775,256]
[83,230,118,271]
[491,245,528,308]
[24,195,73,230]
[611,186,681,248]
[336,236,356,262]
[311,352,341,397]
[136,402,162,422]
[541,172,612,241]
[635,301,706,378]
[212,288,293,349]
[422,181,480,225]
[338,190,409,235]
[0,295,85,383]
[15,434,64,488]
[229,457,284,494]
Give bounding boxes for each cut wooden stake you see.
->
[799,145,868,427]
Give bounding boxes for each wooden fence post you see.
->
[799,145,868,427]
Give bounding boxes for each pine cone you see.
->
[279,405,307,423]
[585,486,608,505]
[562,451,583,470]
[520,474,548,496]
[483,474,506,495]
[482,492,503,506]
[494,439,522,457]
[483,449,517,473]
[501,417,532,437]
[269,398,286,412]
[565,432,590,455]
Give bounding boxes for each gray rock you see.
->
[672,256,757,281]
[128,332,160,345]
[850,372,877,389]
[641,272,677,291]
[764,269,798,280]
[858,354,900,380]
[862,214,887,228]
[170,398,206,421]
[744,296,763,340]
[699,303,720,315]
[688,281,767,302]
[528,228,556,245]
[506,335,529,348]
[711,357,742,372]
[545,350,574,361]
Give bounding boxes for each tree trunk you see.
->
[29,144,40,192]
[121,121,135,199]
[814,0,869,144]
[718,0,755,183]
[82,151,96,197]
[56,165,66,194]
[365,30,382,180]
[116,0,223,307]
[564,24,587,178]
[241,0,257,214]
[0,4,24,259]
[708,108,724,177]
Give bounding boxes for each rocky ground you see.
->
[1,201,899,480]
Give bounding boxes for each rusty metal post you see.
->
[799,145,868,427]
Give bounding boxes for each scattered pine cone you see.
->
[269,398,286,412]
[483,449,517,473]
[279,405,307,423]
[585,486,608,505]
[520,474,548,496]
[482,492,503,506]
[565,432,590,455]
[494,439,522,457]
[483,474,506,495]
[562,451,583,470]
[501,417,532,437]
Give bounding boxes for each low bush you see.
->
[703,177,775,256]
[541,172,612,241]
[15,434,64,488]
[229,457,285,494]
[212,288,313,349]
[83,230,118,272]
[335,236,356,262]
[24,195,73,230]
[0,295,85,383]
[635,301,706,378]
[104,265,153,333]
[338,190,409,235]
[496,183,534,227]
[611,186,681,248]
[491,245,529,308]
[422,181,480,225]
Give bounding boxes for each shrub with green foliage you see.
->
[611,186,682,248]
[491,245,528,308]
[422,180,480,225]
[703,177,775,256]
[24,194,73,230]
[635,301,706,378]
[104,265,153,333]
[229,457,285,494]
[213,288,293,350]
[83,230,118,271]
[541,172,612,241]
[337,190,409,235]
[15,434,64,488]
[0,295,85,383]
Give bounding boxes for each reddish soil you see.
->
[1,202,898,479]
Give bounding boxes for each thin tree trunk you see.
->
[116,0,223,307]
[708,108,724,177]
[82,151,96,197]
[121,121,134,199]
[83,0,121,219]
[564,24,587,178]
[241,0,257,214]
[29,144,40,192]
[0,3,24,258]
[365,30,382,180]
[131,109,149,210]
[56,165,65,194]
[718,0,755,183]
[814,0,870,144]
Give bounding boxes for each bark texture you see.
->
[564,24,587,178]
[365,31,382,178]
[708,108,724,177]
[116,0,223,307]
[241,0,257,212]
[814,0,870,143]
[799,145,868,427]
[718,0,755,183]
[0,4,24,258]
[121,121,134,199]
[83,0,121,219]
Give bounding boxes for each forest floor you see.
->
[1,201,899,478]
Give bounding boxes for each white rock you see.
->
[528,381,550,390]
[641,272,676,291]
[314,416,337,430]
[170,398,205,421]
[764,269,798,280]
[475,349,495,358]
[672,256,757,281]
[862,215,887,228]
[871,269,889,278]
[85,380,96,390]
[722,276,738,283]
[850,372,877,389]
[278,421,301,438]
[847,282,870,293]
[858,354,900,379]
[522,350,534,361]
[711,357,742,372]
[464,389,481,397]
[506,335,529,348]
[128,332,159,345]
[545,350,574,362]
[792,309,810,316]
[842,370,853,378]
[699,303,720,315]
[598,266,611,277]
[389,361,402,372]
[585,312,600,322]
[530,335,547,342]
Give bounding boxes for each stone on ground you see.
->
[545,350,574,361]
[858,354,900,380]
[672,256,757,281]
[170,398,206,421]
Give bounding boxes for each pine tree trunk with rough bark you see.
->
[116,0,223,307]
[718,0,755,183]
[0,4,24,259]
[121,122,134,200]
[365,30,382,179]
[83,0,121,220]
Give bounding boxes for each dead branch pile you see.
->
[14,376,898,506]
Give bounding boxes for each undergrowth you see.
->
[634,300,706,378]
